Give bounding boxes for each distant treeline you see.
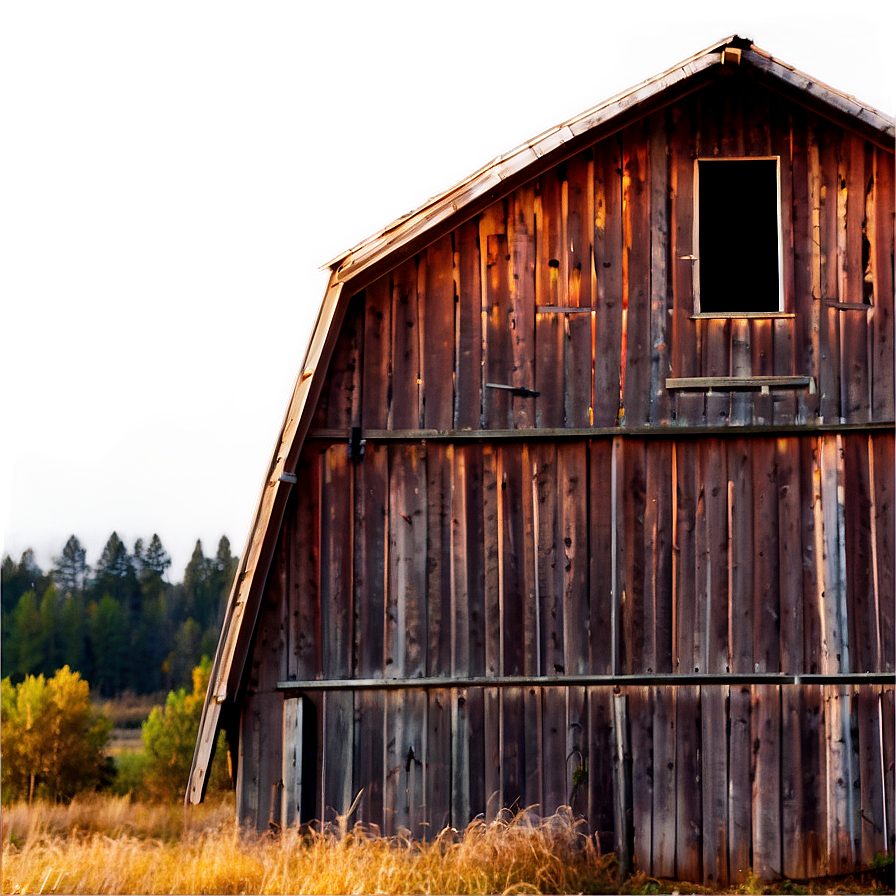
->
[1,533,235,696]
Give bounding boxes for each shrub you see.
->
[1,666,112,804]
[141,657,230,801]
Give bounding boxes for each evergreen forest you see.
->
[1,533,235,697]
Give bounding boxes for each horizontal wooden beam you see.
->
[306,420,893,442]
[278,672,895,692]
[690,312,795,319]
[666,375,814,391]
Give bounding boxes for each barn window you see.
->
[694,158,783,315]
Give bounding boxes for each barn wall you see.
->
[235,72,895,885]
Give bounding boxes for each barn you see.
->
[188,35,895,885]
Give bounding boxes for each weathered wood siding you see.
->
[236,72,895,885]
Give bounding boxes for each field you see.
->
[1,794,892,895]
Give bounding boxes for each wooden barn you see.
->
[188,35,895,885]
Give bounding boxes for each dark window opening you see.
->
[697,159,781,313]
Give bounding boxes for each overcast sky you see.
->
[2,1,893,580]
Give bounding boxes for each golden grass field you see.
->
[1,794,892,895]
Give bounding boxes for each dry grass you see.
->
[2,795,892,895]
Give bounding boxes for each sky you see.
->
[2,1,894,581]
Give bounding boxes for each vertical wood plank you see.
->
[499,445,526,677]
[323,690,354,825]
[856,686,885,865]
[669,98,702,425]
[567,685,588,819]
[729,318,751,425]
[647,440,674,673]
[501,687,525,813]
[533,442,562,675]
[452,445,486,677]
[728,685,753,883]
[675,685,702,883]
[450,687,471,828]
[362,279,392,430]
[482,444,501,678]
[648,111,672,426]
[282,696,302,828]
[455,218,482,430]
[701,686,728,888]
[314,292,364,431]
[535,167,565,428]
[622,439,649,673]
[542,686,566,814]
[589,439,614,674]
[387,443,427,679]
[524,686,543,816]
[871,147,895,419]
[843,434,877,673]
[422,234,456,431]
[801,437,824,674]
[752,438,780,672]
[426,443,452,677]
[508,187,537,428]
[588,687,616,845]
[426,689,451,837]
[354,443,387,679]
[320,445,353,679]
[560,442,589,675]
[872,435,894,671]
[728,440,754,673]
[482,204,512,429]
[629,687,654,873]
[593,136,625,427]
[778,438,804,674]
[882,687,895,855]
[702,439,730,673]
[751,318,774,424]
[752,685,782,880]
[288,453,321,681]
[674,440,698,673]
[622,119,650,426]
[390,258,421,430]
[484,686,501,820]
[651,686,676,878]
[354,689,384,831]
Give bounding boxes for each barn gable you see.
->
[189,35,895,884]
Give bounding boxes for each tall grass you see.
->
[2,796,621,895]
[2,795,891,894]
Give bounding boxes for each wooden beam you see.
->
[666,375,814,391]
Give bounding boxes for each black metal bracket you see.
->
[485,382,540,398]
[348,425,366,462]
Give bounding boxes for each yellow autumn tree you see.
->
[1,666,112,804]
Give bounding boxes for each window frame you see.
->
[692,156,787,318]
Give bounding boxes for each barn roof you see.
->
[187,34,895,805]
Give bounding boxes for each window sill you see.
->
[690,312,795,319]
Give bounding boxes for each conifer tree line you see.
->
[1,533,236,697]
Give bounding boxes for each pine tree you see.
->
[52,536,90,598]
[92,533,140,620]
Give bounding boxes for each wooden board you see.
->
[533,442,562,675]
[386,444,427,679]
[390,257,421,430]
[752,685,782,880]
[871,146,895,419]
[482,204,513,429]
[508,187,537,429]
[638,442,669,675]
[361,279,392,430]
[320,445,353,678]
[628,686,653,873]
[588,439,614,674]
[675,684,702,883]
[287,453,321,680]
[872,435,895,671]
[353,443,387,679]
[560,443,589,675]
[728,685,752,883]
[322,690,354,825]
[593,136,624,427]
[648,111,671,426]
[728,440,754,673]
[777,438,804,673]
[499,446,526,676]
[426,443,452,677]
[454,218,482,430]
[621,119,650,427]
[422,233,456,431]
[674,440,698,673]
[542,686,566,815]
[752,438,780,672]
[426,689,451,837]
[856,685,885,865]
[651,686,676,878]
[621,439,648,673]
[482,445,501,677]
[701,686,728,887]
[353,689,385,831]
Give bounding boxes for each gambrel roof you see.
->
[187,33,895,805]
